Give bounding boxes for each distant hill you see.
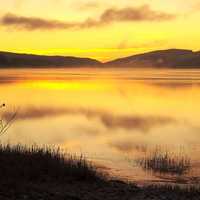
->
[1,49,200,68]
[0,51,101,67]
[106,49,200,68]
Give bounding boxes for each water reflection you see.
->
[0,68,200,184]
[3,107,175,132]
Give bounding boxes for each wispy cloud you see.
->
[0,5,176,31]
[96,5,175,23]
[1,13,74,30]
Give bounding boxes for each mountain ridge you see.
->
[105,49,200,68]
[0,51,101,67]
[1,49,200,68]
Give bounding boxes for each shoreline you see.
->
[2,178,200,200]
[0,144,199,200]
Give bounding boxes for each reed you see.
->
[136,147,191,175]
[0,144,105,183]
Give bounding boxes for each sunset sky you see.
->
[0,0,200,61]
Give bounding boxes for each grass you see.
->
[0,144,199,199]
[0,144,105,183]
[136,147,191,175]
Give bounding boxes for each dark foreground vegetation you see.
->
[137,148,191,175]
[0,144,104,183]
[0,144,199,200]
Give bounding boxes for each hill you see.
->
[0,51,101,67]
[1,49,200,68]
[106,49,200,68]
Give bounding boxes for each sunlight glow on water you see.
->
[1,68,200,184]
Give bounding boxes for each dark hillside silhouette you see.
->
[0,51,101,67]
[106,49,200,68]
[1,49,200,68]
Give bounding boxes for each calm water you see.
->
[1,68,200,185]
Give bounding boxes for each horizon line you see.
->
[0,48,197,63]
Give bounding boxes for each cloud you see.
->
[98,5,175,23]
[1,13,74,30]
[0,5,176,31]
[2,106,176,131]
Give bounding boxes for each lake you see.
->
[1,67,200,185]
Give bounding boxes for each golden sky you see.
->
[0,0,200,61]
